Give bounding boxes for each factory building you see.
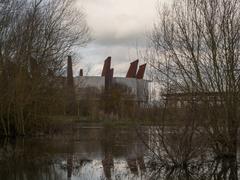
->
[67,56,149,103]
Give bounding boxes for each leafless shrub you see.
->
[142,0,240,178]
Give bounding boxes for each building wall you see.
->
[113,77,138,95]
[74,76,149,102]
[74,76,105,90]
[113,77,149,102]
[136,79,149,102]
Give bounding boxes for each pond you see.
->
[0,124,239,180]
[0,125,148,180]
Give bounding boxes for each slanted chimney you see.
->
[136,64,147,79]
[126,60,139,78]
[102,57,111,76]
[105,68,114,90]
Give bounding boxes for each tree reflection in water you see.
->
[138,124,239,180]
[0,126,147,180]
[0,125,238,179]
[101,125,114,180]
[0,138,63,180]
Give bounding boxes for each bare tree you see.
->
[0,0,90,136]
[145,0,240,178]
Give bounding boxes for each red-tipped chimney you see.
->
[126,60,139,78]
[136,64,147,79]
[102,57,111,76]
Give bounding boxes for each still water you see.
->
[0,126,148,180]
[0,125,239,180]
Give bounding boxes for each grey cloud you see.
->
[75,0,165,76]
[93,32,146,47]
[74,43,146,76]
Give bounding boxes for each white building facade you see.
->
[74,76,149,103]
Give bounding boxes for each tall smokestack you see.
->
[126,60,139,78]
[67,55,74,87]
[66,55,76,115]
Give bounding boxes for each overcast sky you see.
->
[75,0,166,77]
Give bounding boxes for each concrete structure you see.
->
[70,56,150,103]
[74,77,149,102]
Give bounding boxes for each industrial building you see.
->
[67,56,149,103]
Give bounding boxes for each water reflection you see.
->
[0,126,147,180]
[139,125,239,180]
[0,125,239,179]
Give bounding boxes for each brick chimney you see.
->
[66,55,76,115]
[67,55,74,87]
